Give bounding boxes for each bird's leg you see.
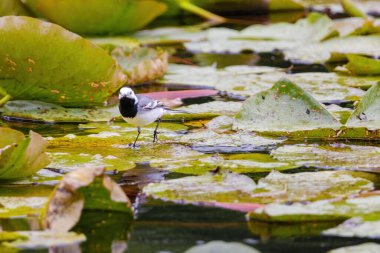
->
[153,118,161,143]
[132,127,141,148]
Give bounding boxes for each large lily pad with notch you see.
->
[323,218,380,239]
[249,193,380,222]
[143,170,374,205]
[271,143,380,172]
[235,12,337,42]
[0,231,85,250]
[328,243,380,253]
[0,16,126,107]
[285,35,380,63]
[160,64,372,102]
[43,167,132,232]
[233,79,341,136]
[0,128,50,180]
[346,82,380,130]
[23,0,167,35]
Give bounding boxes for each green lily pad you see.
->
[0,128,50,180]
[47,122,187,148]
[332,18,380,37]
[23,0,167,35]
[249,193,380,222]
[88,36,140,51]
[324,218,380,238]
[143,170,374,205]
[328,243,380,253]
[43,167,132,232]
[338,54,380,76]
[233,79,341,136]
[271,143,380,172]
[1,231,86,250]
[184,241,260,253]
[346,81,380,130]
[151,150,295,175]
[0,16,126,107]
[2,100,119,123]
[235,12,337,42]
[285,35,380,63]
[341,0,367,17]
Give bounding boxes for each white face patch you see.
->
[119,87,138,102]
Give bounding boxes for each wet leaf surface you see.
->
[184,241,261,253]
[271,143,380,172]
[328,243,380,253]
[323,218,380,239]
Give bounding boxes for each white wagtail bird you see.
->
[119,87,184,148]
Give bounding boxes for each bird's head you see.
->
[119,87,138,102]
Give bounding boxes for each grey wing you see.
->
[136,95,165,111]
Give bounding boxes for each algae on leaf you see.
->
[0,128,50,180]
[234,79,341,135]
[43,167,132,232]
[0,16,126,107]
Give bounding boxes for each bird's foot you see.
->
[127,143,140,149]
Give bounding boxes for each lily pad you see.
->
[184,241,260,253]
[323,218,380,238]
[143,170,374,205]
[332,18,380,37]
[163,101,243,120]
[0,16,126,107]
[43,167,132,232]
[285,35,380,63]
[346,81,380,130]
[249,193,380,222]
[23,0,167,35]
[235,12,337,42]
[328,243,380,253]
[233,79,341,136]
[0,128,50,180]
[161,64,372,102]
[1,231,85,250]
[2,100,119,123]
[271,143,380,172]
[338,54,380,76]
[112,47,169,85]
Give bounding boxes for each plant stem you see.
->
[179,1,226,23]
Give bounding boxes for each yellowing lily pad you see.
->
[43,167,132,232]
[271,143,380,172]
